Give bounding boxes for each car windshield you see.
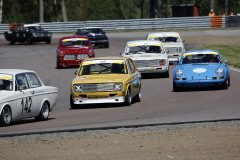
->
[79,63,127,75]
[25,26,43,31]
[61,38,89,46]
[126,45,162,54]
[154,37,180,43]
[182,54,221,64]
[0,74,13,91]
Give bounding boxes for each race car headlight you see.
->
[32,33,36,37]
[114,83,123,91]
[178,47,183,53]
[73,84,83,92]
[216,68,223,76]
[176,69,183,77]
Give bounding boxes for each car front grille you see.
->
[90,37,106,41]
[166,47,178,54]
[133,60,160,68]
[77,54,88,60]
[82,83,114,92]
[64,54,76,60]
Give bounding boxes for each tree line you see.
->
[0,0,239,24]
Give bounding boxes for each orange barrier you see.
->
[211,16,222,28]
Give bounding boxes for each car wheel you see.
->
[8,40,15,45]
[35,101,49,121]
[0,106,12,126]
[165,70,169,78]
[228,75,230,87]
[173,80,180,92]
[105,43,109,48]
[124,88,132,106]
[222,77,229,89]
[70,95,78,109]
[56,61,62,69]
[134,87,141,102]
[27,37,33,44]
[46,39,51,44]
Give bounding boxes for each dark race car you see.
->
[75,27,109,48]
[56,36,95,69]
[4,23,52,45]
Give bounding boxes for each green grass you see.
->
[192,45,240,69]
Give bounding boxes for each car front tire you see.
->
[124,88,132,106]
[173,80,180,92]
[0,106,12,126]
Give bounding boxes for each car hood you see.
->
[73,74,128,84]
[180,63,223,78]
[60,47,90,53]
[125,54,168,60]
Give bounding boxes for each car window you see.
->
[0,74,13,91]
[182,54,221,64]
[61,39,89,46]
[15,74,29,90]
[154,37,180,43]
[126,45,162,54]
[80,63,127,75]
[25,73,42,88]
[127,59,136,74]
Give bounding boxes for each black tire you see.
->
[46,39,51,44]
[222,77,229,89]
[0,106,12,126]
[9,40,15,45]
[56,61,62,69]
[35,102,49,121]
[27,37,33,44]
[105,43,109,48]
[134,87,141,102]
[165,70,169,78]
[70,95,78,109]
[228,75,230,87]
[173,80,180,92]
[124,88,132,106]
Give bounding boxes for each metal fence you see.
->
[0,16,226,34]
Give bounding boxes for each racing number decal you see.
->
[21,97,32,113]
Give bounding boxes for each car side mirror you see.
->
[18,85,27,90]
[224,60,229,64]
[75,71,78,75]
[120,52,124,56]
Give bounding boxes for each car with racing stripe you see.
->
[0,69,58,126]
[56,36,95,69]
[70,57,141,108]
[120,40,169,77]
[173,49,230,91]
[146,32,185,63]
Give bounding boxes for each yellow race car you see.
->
[70,57,141,108]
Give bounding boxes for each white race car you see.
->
[0,69,58,126]
[121,40,169,77]
[146,32,185,63]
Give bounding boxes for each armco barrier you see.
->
[0,16,226,34]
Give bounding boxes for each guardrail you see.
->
[0,16,226,34]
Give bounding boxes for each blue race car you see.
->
[173,49,230,91]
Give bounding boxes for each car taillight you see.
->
[59,51,64,57]
[88,50,94,57]
[159,60,165,66]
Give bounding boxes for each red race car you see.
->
[56,36,95,69]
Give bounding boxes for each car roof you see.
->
[60,36,90,41]
[182,49,219,56]
[0,69,35,75]
[127,40,163,46]
[147,32,180,37]
[84,57,129,61]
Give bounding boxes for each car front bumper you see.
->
[72,96,125,104]
[174,79,225,88]
[137,66,168,73]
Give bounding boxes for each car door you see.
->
[127,59,140,97]
[15,73,35,119]
[25,72,44,116]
